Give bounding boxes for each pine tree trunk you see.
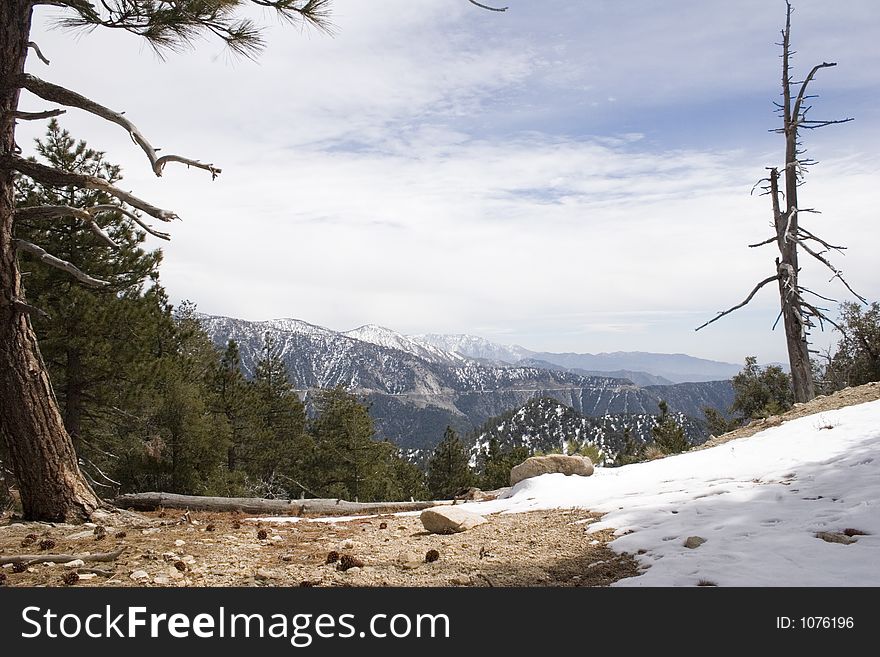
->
[0,0,101,521]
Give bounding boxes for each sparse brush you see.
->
[697,579,718,587]
[843,528,869,537]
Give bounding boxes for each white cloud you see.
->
[15,0,880,364]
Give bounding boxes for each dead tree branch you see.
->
[14,239,109,287]
[0,547,124,566]
[90,204,170,240]
[790,236,867,304]
[27,41,50,65]
[17,74,221,179]
[16,205,120,248]
[13,298,51,320]
[695,274,781,332]
[468,0,509,10]
[10,109,66,121]
[5,155,179,221]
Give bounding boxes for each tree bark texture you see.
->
[0,0,101,521]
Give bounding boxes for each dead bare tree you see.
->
[696,1,862,403]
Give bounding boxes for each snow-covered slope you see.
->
[464,399,880,586]
[345,325,466,365]
[413,333,532,364]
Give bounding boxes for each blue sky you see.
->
[19,0,880,364]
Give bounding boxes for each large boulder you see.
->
[420,506,488,534]
[510,454,594,486]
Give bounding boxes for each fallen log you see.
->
[1,547,124,566]
[113,492,450,516]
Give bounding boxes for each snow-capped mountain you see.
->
[413,333,532,365]
[344,325,467,366]
[199,314,735,450]
[415,333,741,383]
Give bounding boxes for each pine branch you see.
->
[14,239,109,287]
[18,74,220,179]
[695,275,781,331]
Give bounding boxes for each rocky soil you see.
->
[0,508,640,588]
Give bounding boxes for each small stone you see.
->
[141,528,161,535]
[181,555,196,564]
[341,539,354,550]
[396,551,422,569]
[816,531,856,545]
[64,559,85,569]
[684,536,707,549]
[343,566,361,574]
[450,575,471,586]
[420,507,487,534]
[130,570,149,581]
[66,530,95,541]
[174,539,186,547]
[255,568,277,581]
[77,573,97,581]
[153,575,171,585]
[271,535,283,542]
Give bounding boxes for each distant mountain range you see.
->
[199,314,739,453]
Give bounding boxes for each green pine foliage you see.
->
[730,356,793,420]
[476,437,530,490]
[818,301,880,392]
[613,428,646,466]
[426,426,473,499]
[651,400,689,454]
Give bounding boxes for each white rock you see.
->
[420,506,488,534]
[153,575,171,585]
[130,570,149,581]
[341,539,355,550]
[396,551,422,569]
[65,530,95,541]
[78,573,97,581]
[174,539,186,547]
[510,454,594,486]
[271,535,283,542]
[63,559,85,569]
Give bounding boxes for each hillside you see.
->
[199,314,735,450]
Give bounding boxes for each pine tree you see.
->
[651,400,689,454]
[251,332,308,497]
[730,356,793,420]
[427,426,473,499]
[477,436,529,490]
[309,386,405,502]
[14,120,172,489]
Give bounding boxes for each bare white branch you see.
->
[89,204,170,241]
[14,239,109,287]
[6,155,178,222]
[16,205,119,249]
[790,235,867,304]
[17,74,221,179]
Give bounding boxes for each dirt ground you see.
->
[2,381,877,588]
[0,508,640,588]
